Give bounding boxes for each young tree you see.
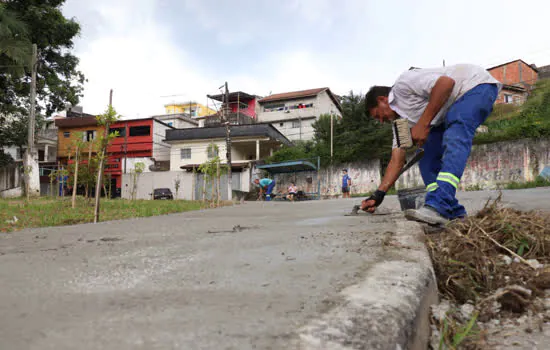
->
[70,132,85,208]
[130,162,145,200]
[93,104,119,222]
[174,176,181,200]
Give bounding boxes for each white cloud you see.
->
[64,0,214,118]
[62,0,550,119]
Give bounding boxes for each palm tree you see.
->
[0,3,31,73]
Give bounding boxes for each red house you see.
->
[105,118,174,192]
[488,59,539,105]
[204,91,259,126]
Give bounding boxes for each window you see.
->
[109,127,125,137]
[292,120,301,128]
[38,150,45,161]
[279,122,284,127]
[180,148,191,159]
[129,125,151,137]
[504,94,513,104]
[207,146,219,159]
[289,102,313,110]
[84,130,96,142]
[63,131,70,138]
[263,103,285,112]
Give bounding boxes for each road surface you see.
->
[0,188,548,349]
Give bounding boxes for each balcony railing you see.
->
[204,112,256,127]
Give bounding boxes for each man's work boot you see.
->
[404,206,449,226]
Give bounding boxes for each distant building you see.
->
[488,59,539,105]
[256,87,342,141]
[164,124,291,200]
[164,101,216,117]
[203,91,259,127]
[105,118,175,192]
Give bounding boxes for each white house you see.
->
[256,87,342,141]
[146,124,292,200]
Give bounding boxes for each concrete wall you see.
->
[153,121,173,161]
[0,163,22,191]
[121,170,192,200]
[271,118,316,142]
[395,138,550,190]
[263,159,381,197]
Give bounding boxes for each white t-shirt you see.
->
[389,64,502,148]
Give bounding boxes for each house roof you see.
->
[165,124,292,146]
[501,84,527,92]
[258,87,342,112]
[150,113,199,125]
[487,59,539,73]
[55,115,98,128]
[208,91,257,103]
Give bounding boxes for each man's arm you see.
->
[411,76,455,146]
[361,148,406,212]
[379,148,407,191]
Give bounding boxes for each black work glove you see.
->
[366,190,386,207]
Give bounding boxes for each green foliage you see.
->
[505,176,550,190]
[0,0,84,151]
[0,0,85,118]
[269,91,393,166]
[475,80,550,144]
[0,150,14,167]
[267,140,320,164]
[0,2,31,73]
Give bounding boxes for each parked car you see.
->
[153,188,173,200]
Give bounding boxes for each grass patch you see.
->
[505,176,550,190]
[0,197,204,233]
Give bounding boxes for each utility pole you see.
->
[124,121,128,174]
[93,89,113,223]
[224,82,233,201]
[24,44,39,198]
[330,111,334,161]
[28,44,37,154]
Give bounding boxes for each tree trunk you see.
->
[71,148,79,209]
[216,160,220,206]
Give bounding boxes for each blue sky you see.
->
[63,0,550,118]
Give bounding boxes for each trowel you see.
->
[347,149,425,216]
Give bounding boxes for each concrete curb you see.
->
[294,219,438,350]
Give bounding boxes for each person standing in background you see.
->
[342,169,351,198]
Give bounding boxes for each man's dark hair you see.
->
[365,86,392,113]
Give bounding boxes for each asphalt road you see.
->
[1,188,548,350]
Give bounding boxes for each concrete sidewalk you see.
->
[0,197,425,350]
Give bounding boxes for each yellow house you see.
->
[164,101,216,117]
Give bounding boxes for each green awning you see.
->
[256,160,317,174]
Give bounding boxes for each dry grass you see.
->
[427,194,550,349]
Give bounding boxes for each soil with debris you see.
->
[427,195,550,349]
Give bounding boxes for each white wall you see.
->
[170,139,228,171]
[258,96,317,123]
[121,170,193,200]
[153,121,172,161]
[271,118,316,142]
[126,157,155,173]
